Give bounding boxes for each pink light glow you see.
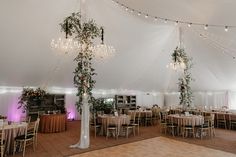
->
[66,107,76,120]
[7,97,25,122]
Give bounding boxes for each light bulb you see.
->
[204,24,208,30]
[164,19,168,23]
[175,21,179,26]
[154,17,158,21]
[145,14,148,18]
[125,7,128,11]
[224,26,228,32]
[188,23,192,27]
[138,12,141,16]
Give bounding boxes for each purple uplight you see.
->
[7,95,25,122]
[66,107,76,120]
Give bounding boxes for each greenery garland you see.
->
[60,12,101,112]
[172,47,194,108]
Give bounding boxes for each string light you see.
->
[175,21,179,26]
[112,0,234,31]
[192,28,236,60]
[225,26,229,32]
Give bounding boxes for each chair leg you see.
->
[23,140,26,157]
[133,126,136,136]
[1,147,3,157]
[33,139,35,152]
[35,135,37,147]
[106,130,108,140]
[137,125,140,135]
[116,128,118,140]
[200,129,203,140]
[94,127,97,138]
[193,128,195,138]
[13,141,16,156]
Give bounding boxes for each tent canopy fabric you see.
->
[0,0,236,92]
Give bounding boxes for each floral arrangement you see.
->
[18,87,47,112]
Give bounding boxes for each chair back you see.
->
[20,116,31,123]
[229,114,236,121]
[0,126,4,146]
[152,108,160,118]
[129,111,136,123]
[145,111,152,118]
[35,118,40,134]
[107,116,120,127]
[159,112,167,123]
[166,116,174,125]
[203,116,211,127]
[24,120,37,139]
[209,113,215,127]
[135,111,141,124]
[217,113,225,120]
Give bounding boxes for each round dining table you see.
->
[98,114,131,136]
[168,114,204,126]
[1,122,27,155]
[39,114,67,133]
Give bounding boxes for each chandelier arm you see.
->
[101,27,104,44]
[66,20,68,39]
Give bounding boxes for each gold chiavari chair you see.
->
[122,113,135,138]
[13,120,37,157]
[159,112,167,134]
[229,114,236,130]
[90,113,101,138]
[0,126,5,157]
[106,117,120,140]
[216,113,227,129]
[199,116,211,139]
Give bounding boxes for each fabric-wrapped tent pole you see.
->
[69,0,100,149]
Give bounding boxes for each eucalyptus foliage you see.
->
[60,12,101,112]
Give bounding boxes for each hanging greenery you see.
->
[60,12,101,112]
[171,47,188,64]
[172,47,194,108]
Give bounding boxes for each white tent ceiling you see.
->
[0,0,236,92]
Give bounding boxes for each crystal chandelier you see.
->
[166,58,186,71]
[93,27,115,60]
[167,27,186,71]
[166,47,186,71]
[51,19,80,54]
[50,37,80,54]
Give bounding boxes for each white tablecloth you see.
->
[168,114,204,126]
[0,122,27,155]
[98,115,130,136]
